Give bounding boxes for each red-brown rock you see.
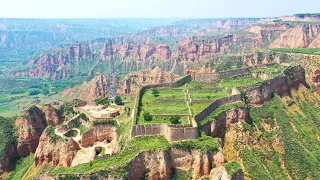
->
[43,105,61,126]
[15,106,46,157]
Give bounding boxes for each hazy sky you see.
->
[0,0,319,18]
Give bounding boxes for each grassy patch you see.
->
[172,135,220,152]
[141,102,189,115]
[224,161,242,176]
[6,155,34,180]
[190,103,211,115]
[271,48,320,55]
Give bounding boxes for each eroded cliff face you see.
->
[128,148,225,180]
[118,67,177,96]
[43,105,61,127]
[15,106,46,157]
[202,108,248,141]
[242,66,306,104]
[35,131,80,167]
[81,124,117,149]
[270,25,320,48]
[62,75,108,103]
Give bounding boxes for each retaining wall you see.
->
[131,124,199,142]
[193,94,242,122]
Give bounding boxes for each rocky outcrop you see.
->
[118,67,177,96]
[240,66,306,104]
[100,41,172,61]
[202,108,248,140]
[209,166,244,180]
[43,105,61,126]
[279,14,320,22]
[270,25,320,48]
[81,125,117,148]
[311,69,320,88]
[15,106,46,157]
[128,148,223,180]
[62,75,108,103]
[35,130,80,167]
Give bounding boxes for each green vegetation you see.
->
[6,155,34,180]
[224,161,242,176]
[241,91,320,179]
[64,130,78,138]
[143,111,152,121]
[189,90,229,100]
[79,113,89,121]
[172,135,220,152]
[92,120,117,126]
[170,115,181,124]
[0,116,16,161]
[151,88,160,97]
[271,48,320,55]
[46,126,62,142]
[0,95,10,103]
[94,97,109,105]
[170,169,192,180]
[139,115,190,125]
[141,101,189,115]
[115,95,124,105]
[190,103,211,115]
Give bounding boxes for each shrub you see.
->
[28,89,41,96]
[170,115,180,124]
[41,88,49,95]
[115,95,123,105]
[94,97,109,105]
[10,89,26,94]
[79,113,89,121]
[143,111,152,121]
[151,88,160,97]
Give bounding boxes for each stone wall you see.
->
[194,95,242,122]
[131,124,198,142]
[134,75,192,124]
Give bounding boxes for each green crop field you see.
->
[141,102,189,115]
[271,48,320,55]
[141,88,186,103]
[189,90,229,100]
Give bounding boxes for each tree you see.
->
[143,111,152,121]
[29,89,41,96]
[42,88,50,95]
[170,115,180,124]
[115,95,123,105]
[151,88,160,97]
